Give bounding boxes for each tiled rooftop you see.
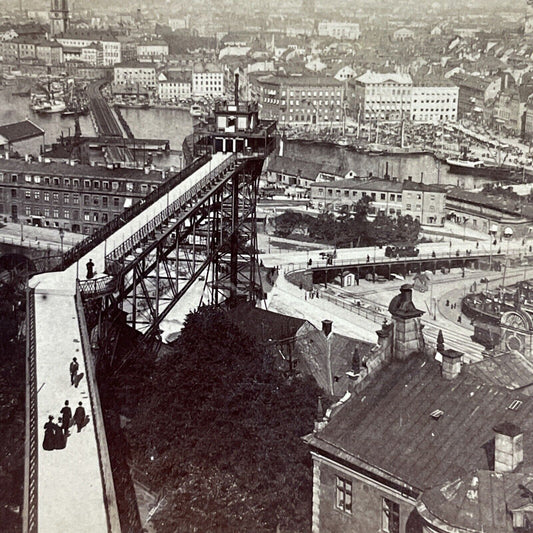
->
[306,353,533,492]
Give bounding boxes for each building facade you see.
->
[192,64,225,97]
[310,178,446,225]
[114,62,157,90]
[347,72,412,122]
[317,21,360,40]
[0,158,165,234]
[137,40,169,62]
[410,85,458,123]
[446,188,533,237]
[36,40,63,65]
[257,75,344,128]
[157,71,192,101]
[55,31,121,66]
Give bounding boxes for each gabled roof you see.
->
[267,155,323,181]
[306,353,533,492]
[355,71,412,85]
[0,120,44,143]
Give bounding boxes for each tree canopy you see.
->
[272,199,420,248]
[126,307,321,532]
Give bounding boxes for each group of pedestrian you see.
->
[41,356,89,451]
[43,400,87,451]
[445,300,458,310]
[305,290,320,300]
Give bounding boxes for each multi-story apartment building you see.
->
[347,72,412,122]
[0,158,165,234]
[1,40,19,62]
[493,88,525,135]
[192,63,225,98]
[310,178,446,225]
[114,62,157,90]
[80,43,104,66]
[157,71,192,101]
[2,37,63,66]
[410,84,458,123]
[348,72,459,124]
[36,40,63,66]
[317,21,361,40]
[137,40,169,62]
[449,73,500,119]
[55,30,121,66]
[18,39,37,61]
[257,74,344,128]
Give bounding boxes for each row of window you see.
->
[287,114,341,122]
[14,189,124,207]
[2,173,156,193]
[23,206,110,223]
[336,476,399,533]
[412,114,456,122]
[286,90,342,98]
[289,100,342,107]
[412,99,457,104]
[316,188,403,202]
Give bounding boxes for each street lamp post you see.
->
[501,226,513,297]
[488,223,497,273]
[59,227,65,268]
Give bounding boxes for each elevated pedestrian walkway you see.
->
[24,152,236,532]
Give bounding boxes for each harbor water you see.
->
[0,88,193,155]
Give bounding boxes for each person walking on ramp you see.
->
[60,400,72,436]
[70,357,78,386]
[74,402,86,433]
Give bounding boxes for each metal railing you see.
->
[0,234,66,251]
[106,154,237,264]
[78,276,117,298]
[23,287,38,533]
[75,283,121,533]
[57,154,211,272]
[284,250,508,274]
[318,290,387,324]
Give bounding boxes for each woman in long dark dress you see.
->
[43,415,56,451]
[54,417,66,450]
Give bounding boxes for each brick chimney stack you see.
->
[493,422,523,473]
[441,349,463,380]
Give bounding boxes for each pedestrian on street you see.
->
[43,415,57,451]
[70,357,79,386]
[55,417,66,449]
[457,315,462,323]
[86,258,95,279]
[74,402,86,433]
[60,400,72,436]
[366,255,370,263]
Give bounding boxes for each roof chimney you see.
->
[322,319,332,337]
[441,349,463,380]
[493,422,523,473]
